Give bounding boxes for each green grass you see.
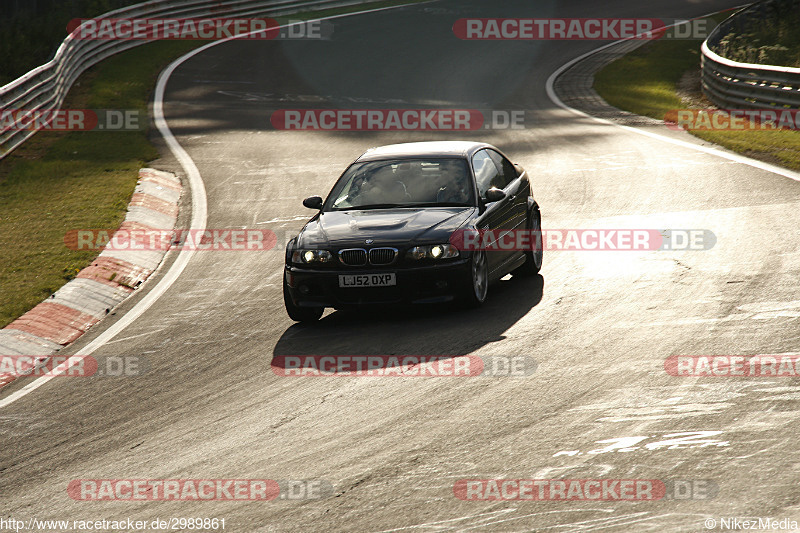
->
[0,0,424,328]
[0,40,200,328]
[595,40,703,119]
[593,18,800,171]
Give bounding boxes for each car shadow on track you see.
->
[271,274,544,367]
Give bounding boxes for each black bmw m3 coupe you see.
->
[283,141,542,322]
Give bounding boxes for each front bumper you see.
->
[284,258,472,308]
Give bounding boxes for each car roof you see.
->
[356,141,493,162]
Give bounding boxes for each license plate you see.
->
[339,273,396,288]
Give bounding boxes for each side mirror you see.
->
[302,196,323,210]
[483,187,506,203]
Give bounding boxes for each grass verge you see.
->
[0,40,200,328]
[0,0,422,328]
[593,18,800,171]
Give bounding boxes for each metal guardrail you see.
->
[701,0,800,110]
[0,0,373,160]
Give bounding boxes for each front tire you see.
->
[462,250,489,307]
[514,208,543,276]
[283,277,323,322]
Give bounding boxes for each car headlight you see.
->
[291,249,332,264]
[407,244,460,260]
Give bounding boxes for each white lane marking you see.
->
[0,1,428,409]
[552,432,729,457]
[103,327,167,345]
[256,215,310,225]
[544,21,800,184]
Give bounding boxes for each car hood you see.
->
[297,207,475,248]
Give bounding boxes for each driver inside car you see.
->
[359,165,411,204]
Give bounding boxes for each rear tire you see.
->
[514,208,543,276]
[283,277,323,322]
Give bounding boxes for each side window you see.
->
[487,149,518,188]
[472,149,502,197]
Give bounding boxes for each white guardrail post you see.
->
[0,0,373,160]
[701,0,800,110]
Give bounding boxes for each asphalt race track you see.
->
[3,1,800,531]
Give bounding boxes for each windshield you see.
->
[324,158,475,211]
